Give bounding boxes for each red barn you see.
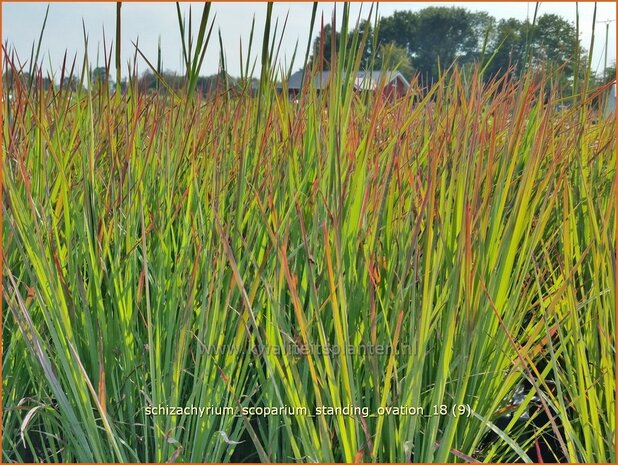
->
[280,69,410,100]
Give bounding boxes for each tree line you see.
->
[4,6,614,96]
[310,6,615,91]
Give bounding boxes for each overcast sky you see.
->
[3,2,616,80]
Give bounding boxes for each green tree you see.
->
[484,14,584,95]
[375,43,413,79]
[310,24,339,70]
[408,7,492,83]
[377,10,418,54]
[602,64,616,85]
[195,71,235,95]
[310,21,375,70]
[530,14,580,75]
[91,66,110,88]
[311,8,583,88]
[484,18,528,78]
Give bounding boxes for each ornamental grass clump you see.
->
[2,3,615,463]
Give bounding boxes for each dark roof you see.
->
[280,69,409,91]
[284,70,332,90]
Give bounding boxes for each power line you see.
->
[596,19,615,79]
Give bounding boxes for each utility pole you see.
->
[597,19,615,81]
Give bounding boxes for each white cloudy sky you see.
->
[3,2,616,80]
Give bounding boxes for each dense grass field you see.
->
[2,5,616,462]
